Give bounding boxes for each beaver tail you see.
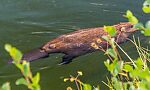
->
[8,48,49,63]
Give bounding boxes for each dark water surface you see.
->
[0,0,149,90]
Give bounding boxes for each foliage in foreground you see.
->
[64,33,150,90]
[0,0,150,90]
[64,0,150,90]
[0,44,41,90]
[64,71,99,90]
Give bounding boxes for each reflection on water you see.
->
[0,0,149,90]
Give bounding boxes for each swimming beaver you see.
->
[10,22,138,65]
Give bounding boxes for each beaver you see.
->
[10,22,138,65]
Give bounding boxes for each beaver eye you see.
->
[121,27,126,32]
[130,25,133,28]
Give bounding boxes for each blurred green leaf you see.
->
[22,61,31,77]
[112,60,121,76]
[1,82,11,90]
[16,78,28,86]
[133,23,144,29]
[124,64,133,72]
[32,85,41,90]
[135,58,143,69]
[139,80,150,90]
[126,10,133,18]
[143,0,150,13]
[124,10,138,24]
[129,83,136,90]
[130,69,139,78]
[4,44,41,90]
[145,21,150,29]
[10,48,22,63]
[5,44,11,52]
[105,49,117,59]
[139,69,150,79]
[112,77,122,90]
[143,7,150,13]
[129,16,138,24]
[104,59,111,71]
[104,59,120,76]
[83,84,92,90]
[104,26,116,36]
[16,64,23,71]
[143,28,150,36]
[5,44,22,64]
[32,73,40,85]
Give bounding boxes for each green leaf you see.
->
[133,23,144,29]
[22,61,31,77]
[128,16,138,24]
[16,64,23,71]
[124,64,133,72]
[145,20,150,29]
[104,59,114,73]
[142,6,150,13]
[32,85,40,90]
[144,28,150,36]
[104,26,116,36]
[1,82,11,90]
[112,77,122,90]
[129,83,136,90]
[16,78,28,86]
[32,73,40,85]
[83,84,92,90]
[10,47,22,63]
[5,44,22,64]
[111,60,120,76]
[104,59,120,76]
[105,48,117,59]
[138,69,150,79]
[104,59,110,71]
[143,0,150,13]
[135,58,143,69]
[4,44,12,52]
[126,10,133,18]
[129,70,137,78]
[124,10,138,24]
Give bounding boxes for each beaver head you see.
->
[115,22,137,33]
[114,22,138,43]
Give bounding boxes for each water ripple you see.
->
[90,2,116,7]
[31,31,53,34]
[103,9,125,14]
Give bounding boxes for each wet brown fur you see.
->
[15,22,138,65]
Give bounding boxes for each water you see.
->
[0,0,149,90]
